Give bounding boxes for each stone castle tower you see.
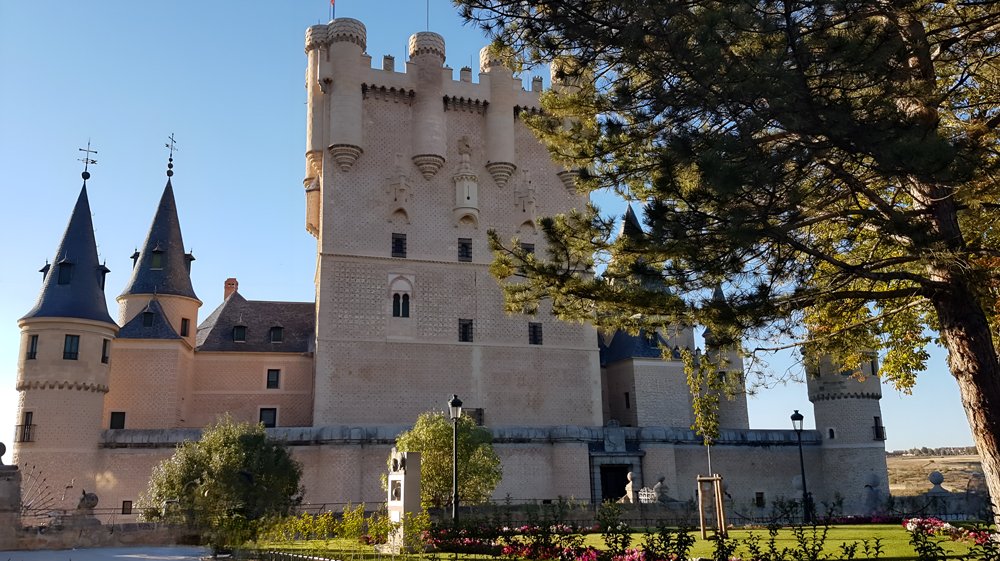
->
[303,19,603,428]
[14,178,118,505]
[808,355,890,513]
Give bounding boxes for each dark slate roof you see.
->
[118,299,181,340]
[196,292,315,353]
[621,205,644,240]
[21,185,116,325]
[119,180,198,300]
[599,329,674,366]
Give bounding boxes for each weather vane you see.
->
[165,133,178,177]
[78,140,97,182]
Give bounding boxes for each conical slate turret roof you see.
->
[120,180,198,300]
[21,185,115,325]
[621,205,644,240]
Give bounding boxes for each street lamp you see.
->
[790,409,812,524]
[448,394,463,523]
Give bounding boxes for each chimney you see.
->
[224,278,239,300]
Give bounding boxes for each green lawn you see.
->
[252,524,979,560]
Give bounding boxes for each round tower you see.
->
[409,31,447,179]
[807,354,890,514]
[14,178,118,511]
[322,18,367,173]
[480,46,517,188]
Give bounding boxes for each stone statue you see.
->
[652,476,666,503]
[619,471,636,503]
[77,489,99,512]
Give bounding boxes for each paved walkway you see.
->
[0,546,209,560]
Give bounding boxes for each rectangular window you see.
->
[121,500,133,515]
[26,334,38,360]
[16,411,34,442]
[233,325,247,342]
[458,238,472,262]
[520,243,535,255]
[528,322,543,345]
[101,338,110,364]
[63,334,80,360]
[873,416,886,441]
[181,318,190,337]
[259,408,277,428]
[624,392,631,409]
[755,492,766,508]
[269,326,284,343]
[391,233,407,258]
[458,319,474,343]
[266,369,280,389]
[109,411,126,430]
[142,312,155,327]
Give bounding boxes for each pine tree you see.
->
[458,0,1000,522]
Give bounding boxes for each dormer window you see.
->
[98,264,110,290]
[269,326,284,343]
[130,250,140,269]
[142,311,155,327]
[39,263,50,281]
[184,252,195,273]
[150,249,164,269]
[233,325,247,342]
[57,262,73,285]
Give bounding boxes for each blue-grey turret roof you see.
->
[120,180,198,301]
[21,185,116,325]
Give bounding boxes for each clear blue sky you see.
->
[0,0,974,465]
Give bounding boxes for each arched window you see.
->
[389,275,414,319]
[392,293,410,318]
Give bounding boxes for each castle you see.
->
[11,18,889,519]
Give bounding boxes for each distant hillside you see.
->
[887,454,985,495]
[887,446,978,457]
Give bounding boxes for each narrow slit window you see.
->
[528,322,543,345]
[26,334,38,360]
[101,338,110,364]
[181,318,190,337]
[458,319,474,342]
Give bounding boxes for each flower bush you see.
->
[904,517,999,546]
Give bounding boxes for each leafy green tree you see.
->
[456,0,1000,520]
[140,416,303,544]
[394,411,502,510]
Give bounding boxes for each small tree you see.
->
[140,416,303,545]
[394,411,502,510]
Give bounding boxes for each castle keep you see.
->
[11,18,889,518]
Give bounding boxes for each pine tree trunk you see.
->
[931,284,1000,526]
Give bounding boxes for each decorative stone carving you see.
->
[557,169,579,192]
[412,154,445,180]
[387,154,413,206]
[515,169,537,217]
[452,137,479,227]
[486,161,516,188]
[329,144,362,172]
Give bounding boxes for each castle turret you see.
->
[117,178,200,342]
[323,18,367,174]
[480,47,517,188]
[703,285,749,430]
[807,354,889,514]
[408,32,447,179]
[15,176,118,510]
[108,164,201,429]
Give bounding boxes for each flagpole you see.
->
[330,0,335,21]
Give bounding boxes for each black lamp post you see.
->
[448,394,463,523]
[790,409,812,524]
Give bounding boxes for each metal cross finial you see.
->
[165,133,178,177]
[78,140,98,182]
